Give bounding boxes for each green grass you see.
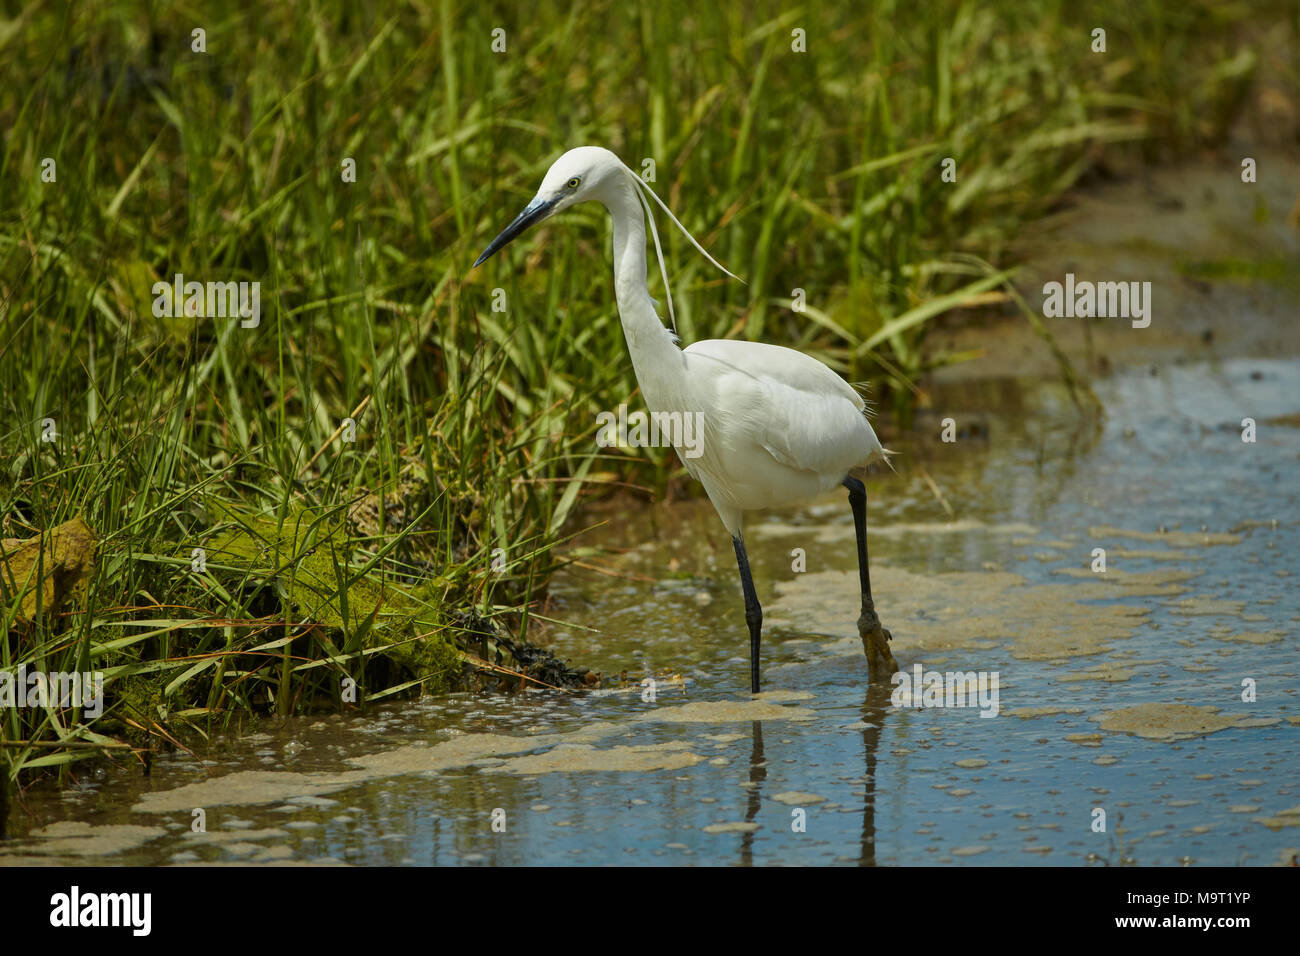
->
[0,0,1288,802]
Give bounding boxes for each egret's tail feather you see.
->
[850,380,878,415]
[879,446,899,474]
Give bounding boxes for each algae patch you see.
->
[1007,706,1085,719]
[1166,597,1248,618]
[771,791,826,805]
[631,696,816,724]
[345,732,564,775]
[769,566,1158,661]
[492,742,705,774]
[1089,525,1242,547]
[1094,704,1249,741]
[1057,665,1136,683]
[757,518,1040,544]
[0,820,165,857]
[702,821,761,834]
[1211,630,1284,645]
[1253,807,1300,830]
[133,769,371,813]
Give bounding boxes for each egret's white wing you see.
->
[684,339,865,409]
[681,339,882,481]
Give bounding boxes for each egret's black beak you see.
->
[473,195,558,268]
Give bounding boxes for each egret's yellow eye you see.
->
[567,177,581,189]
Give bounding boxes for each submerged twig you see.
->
[917,467,955,518]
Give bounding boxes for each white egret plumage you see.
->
[474,146,899,692]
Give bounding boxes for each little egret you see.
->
[474,146,899,691]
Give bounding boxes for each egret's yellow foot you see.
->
[859,612,898,680]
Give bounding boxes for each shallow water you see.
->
[3,354,1296,866]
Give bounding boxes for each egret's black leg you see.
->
[843,475,898,679]
[732,535,763,694]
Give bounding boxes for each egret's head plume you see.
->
[474,147,743,333]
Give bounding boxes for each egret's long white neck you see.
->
[602,175,684,411]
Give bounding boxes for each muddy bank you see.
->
[929,150,1300,383]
